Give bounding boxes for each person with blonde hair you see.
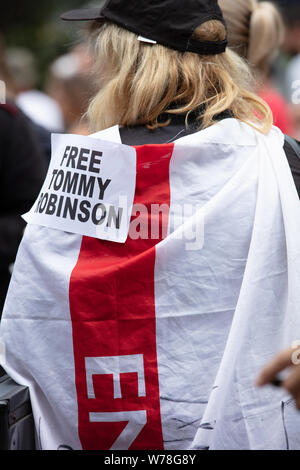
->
[219,0,295,135]
[1,0,300,451]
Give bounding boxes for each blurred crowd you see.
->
[0,20,97,313]
[0,32,96,146]
[274,0,300,139]
[0,0,300,315]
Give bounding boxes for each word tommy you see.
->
[35,145,123,229]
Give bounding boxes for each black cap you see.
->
[61,0,228,55]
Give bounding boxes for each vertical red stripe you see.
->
[69,143,174,450]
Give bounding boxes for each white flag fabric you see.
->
[1,119,300,450]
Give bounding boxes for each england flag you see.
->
[1,119,300,450]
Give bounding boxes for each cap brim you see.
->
[61,8,105,22]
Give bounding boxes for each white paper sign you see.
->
[90,125,122,143]
[23,133,137,244]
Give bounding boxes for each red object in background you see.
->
[260,87,295,136]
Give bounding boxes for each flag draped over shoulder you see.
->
[1,119,300,450]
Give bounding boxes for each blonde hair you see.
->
[219,0,285,72]
[87,20,273,134]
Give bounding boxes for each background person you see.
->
[46,43,96,135]
[278,0,300,139]
[0,103,47,317]
[0,35,53,163]
[0,36,47,316]
[219,0,295,136]
[6,47,64,134]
